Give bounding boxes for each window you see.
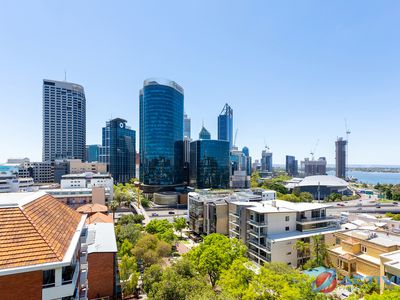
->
[285,226,290,231]
[62,264,76,285]
[361,245,367,253]
[287,252,292,255]
[43,269,55,288]
[285,216,290,221]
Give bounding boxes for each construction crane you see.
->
[310,139,319,160]
[345,118,351,141]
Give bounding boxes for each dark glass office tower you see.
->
[286,155,298,176]
[100,118,135,183]
[218,103,233,148]
[140,79,184,187]
[42,79,86,161]
[190,140,230,189]
[86,144,100,162]
[335,137,347,179]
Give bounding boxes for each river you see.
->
[327,170,400,185]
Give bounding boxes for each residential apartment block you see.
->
[229,200,340,267]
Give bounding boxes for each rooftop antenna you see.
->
[64,69,67,81]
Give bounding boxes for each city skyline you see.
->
[1,1,400,165]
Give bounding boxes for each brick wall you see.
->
[0,271,42,300]
[88,252,115,299]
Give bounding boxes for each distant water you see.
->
[327,170,400,185]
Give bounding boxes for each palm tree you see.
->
[109,200,119,222]
[294,240,310,268]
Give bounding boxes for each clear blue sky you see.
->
[1,1,399,165]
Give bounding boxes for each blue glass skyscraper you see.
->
[190,140,230,189]
[218,103,233,148]
[99,118,136,183]
[140,78,184,188]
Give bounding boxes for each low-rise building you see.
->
[61,172,114,202]
[0,170,35,193]
[328,230,400,279]
[0,191,88,299]
[86,222,118,299]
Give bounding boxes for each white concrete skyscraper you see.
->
[42,79,86,161]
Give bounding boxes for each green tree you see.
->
[294,240,310,269]
[132,234,172,267]
[311,235,328,267]
[119,255,139,297]
[218,258,255,299]
[109,200,119,221]
[188,234,247,287]
[243,262,318,300]
[365,286,400,299]
[115,223,142,247]
[299,192,314,202]
[119,239,133,257]
[148,257,213,300]
[173,217,187,237]
[118,213,144,225]
[142,264,163,294]
[146,218,173,234]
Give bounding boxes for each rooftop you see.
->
[267,227,344,242]
[86,212,113,224]
[297,175,349,187]
[246,199,332,214]
[77,203,108,214]
[87,223,117,254]
[0,192,85,270]
[342,230,400,247]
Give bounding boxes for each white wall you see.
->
[267,212,296,234]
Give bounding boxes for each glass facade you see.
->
[140,79,184,186]
[189,140,230,189]
[86,144,100,162]
[285,155,298,176]
[218,103,233,148]
[100,118,135,183]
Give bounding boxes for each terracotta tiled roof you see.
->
[0,193,83,270]
[86,212,113,224]
[76,203,108,214]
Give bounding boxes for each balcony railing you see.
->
[296,216,336,222]
[247,219,268,227]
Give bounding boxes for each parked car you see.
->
[168,211,175,215]
[151,213,159,217]
[337,203,345,207]
[393,202,399,205]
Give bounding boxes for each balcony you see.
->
[296,216,337,224]
[247,219,268,227]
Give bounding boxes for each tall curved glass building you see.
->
[140,78,184,188]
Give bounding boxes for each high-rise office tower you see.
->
[199,126,211,140]
[99,118,135,183]
[261,148,273,172]
[184,113,191,139]
[286,155,298,176]
[242,146,252,176]
[335,137,347,179]
[42,79,86,161]
[218,103,233,148]
[86,144,100,162]
[139,78,184,188]
[190,139,230,189]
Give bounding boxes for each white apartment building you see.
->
[229,199,341,267]
[61,172,114,201]
[0,171,35,193]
